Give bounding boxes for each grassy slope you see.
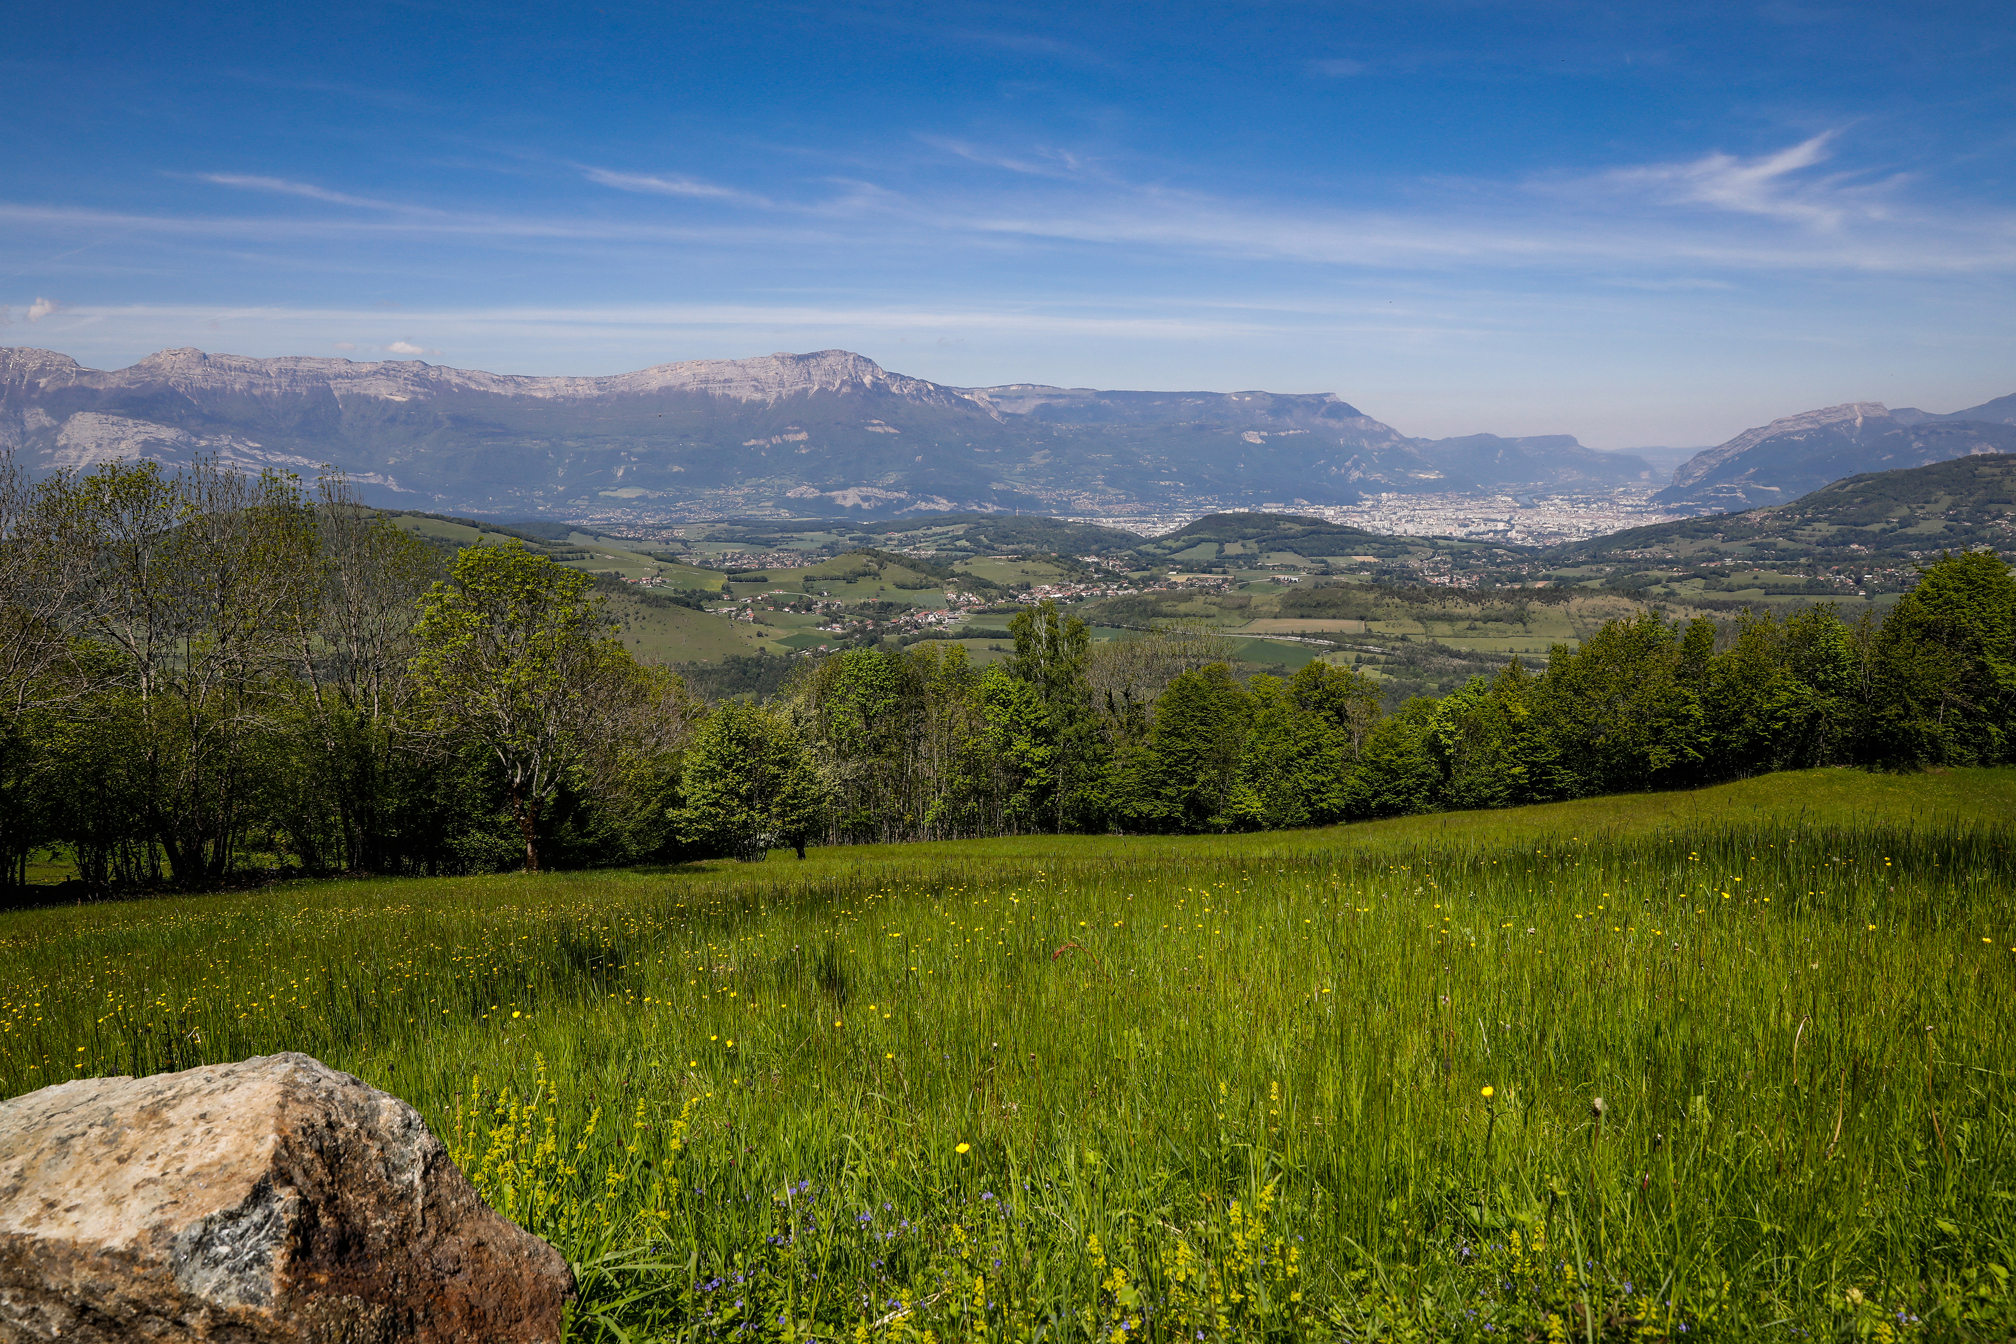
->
[390,515,724,589]
[5,769,2013,1337]
[605,593,754,662]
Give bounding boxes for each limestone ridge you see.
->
[1656,401,2016,512]
[0,346,978,409]
[0,345,1651,519]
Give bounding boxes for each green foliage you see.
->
[1864,550,2016,767]
[412,541,643,873]
[0,457,692,893]
[675,703,824,859]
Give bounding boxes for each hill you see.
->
[1125,510,1520,580]
[1543,452,2016,597]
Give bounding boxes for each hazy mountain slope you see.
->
[1653,402,2016,510]
[1939,392,2016,426]
[0,346,1048,517]
[1,346,1659,521]
[968,384,1655,491]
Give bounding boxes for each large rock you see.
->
[0,1053,574,1343]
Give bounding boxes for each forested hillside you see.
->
[5,451,2013,893]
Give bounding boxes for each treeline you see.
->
[765,549,2010,841]
[4,454,2012,892]
[1,457,693,890]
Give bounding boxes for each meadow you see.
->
[4,768,2013,1341]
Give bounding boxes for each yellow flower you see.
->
[955,1142,971,1154]
[1480,1086,1494,1099]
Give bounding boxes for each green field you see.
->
[6,770,2013,1339]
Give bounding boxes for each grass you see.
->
[4,769,2014,1340]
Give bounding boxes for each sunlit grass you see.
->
[4,768,2014,1340]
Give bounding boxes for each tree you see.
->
[1228,673,1352,829]
[1428,659,1549,810]
[33,457,317,886]
[1005,600,1103,829]
[975,665,1055,833]
[0,449,91,888]
[1287,659,1382,760]
[1341,697,1443,818]
[1864,550,2016,766]
[675,703,826,859]
[409,541,626,872]
[277,474,441,872]
[1110,663,1250,832]
[1533,612,1704,796]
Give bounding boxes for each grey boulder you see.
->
[0,1052,574,1343]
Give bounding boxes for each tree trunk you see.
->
[516,793,541,873]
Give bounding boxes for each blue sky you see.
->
[4,0,2013,446]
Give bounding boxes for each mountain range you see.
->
[0,346,1654,519]
[3,344,2010,523]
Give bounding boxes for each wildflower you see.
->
[956,1142,971,1154]
[1480,1086,1494,1099]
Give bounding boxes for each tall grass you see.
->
[4,769,2013,1340]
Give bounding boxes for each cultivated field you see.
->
[4,769,2012,1340]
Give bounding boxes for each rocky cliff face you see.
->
[1656,402,2016,511]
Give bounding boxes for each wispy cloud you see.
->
[1310,58,1367,76]
[580,167,775,208]
[196,174,445,215]
[9,134,2014,282]
[917,136,1100,180]
[1591,132,1900,230]
[27,296,61,321]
